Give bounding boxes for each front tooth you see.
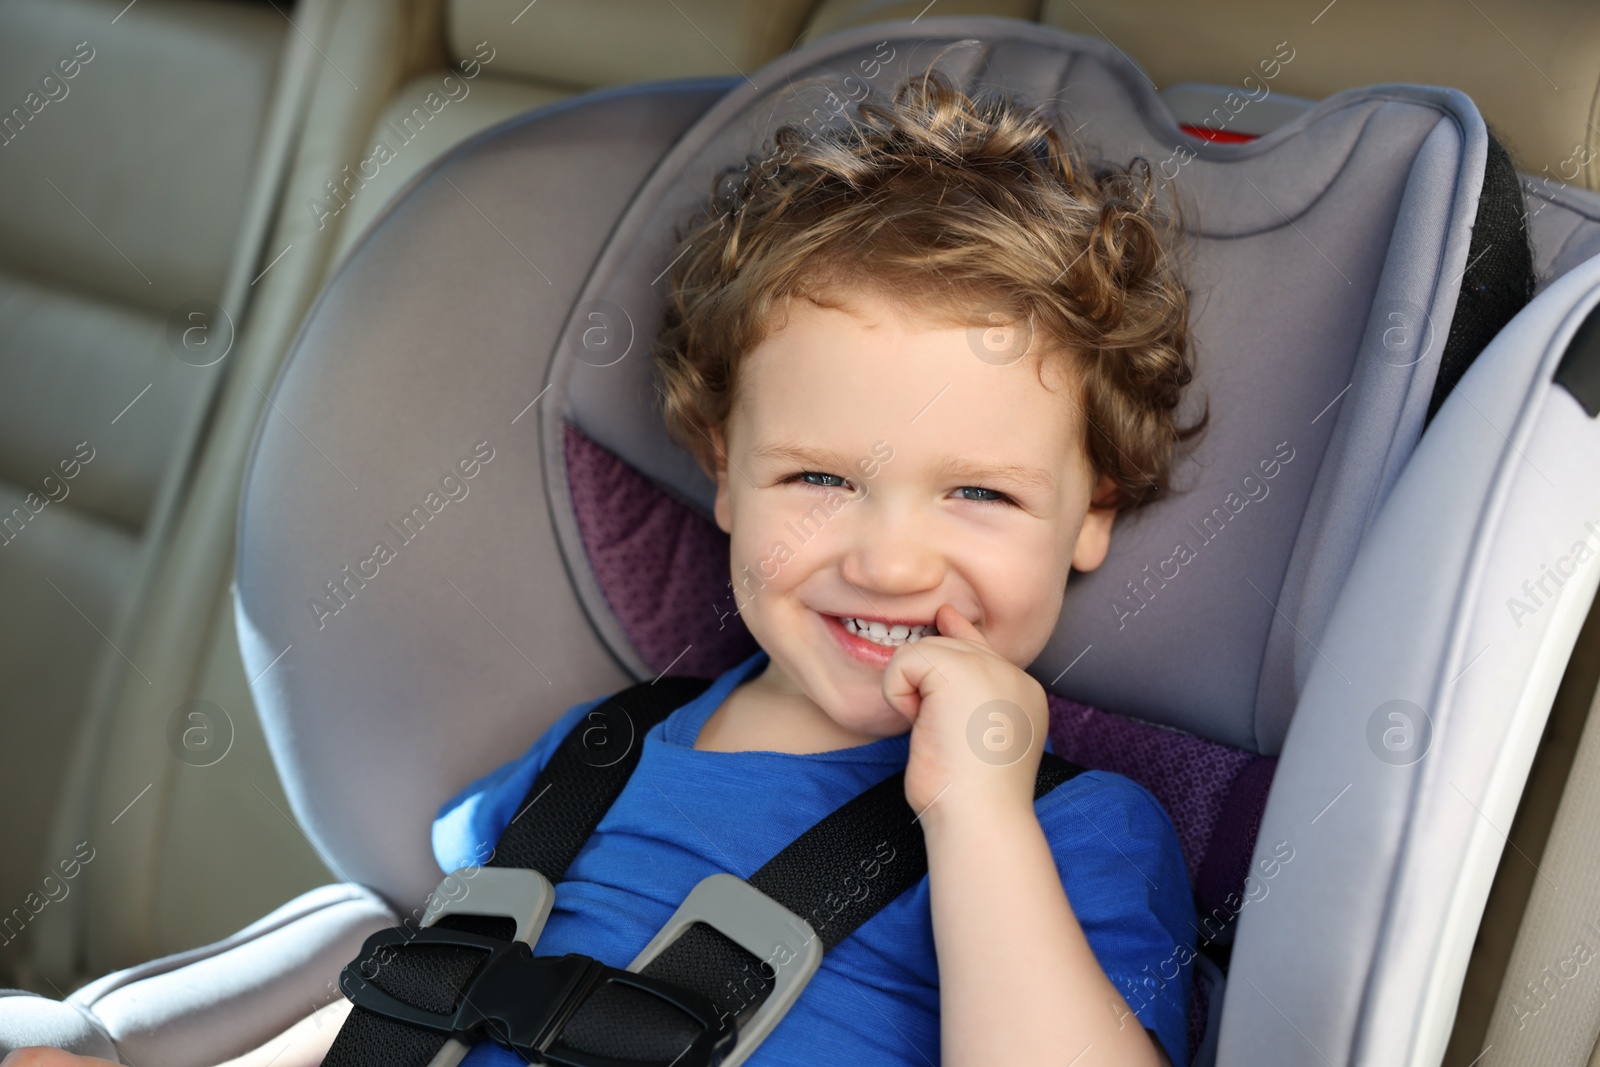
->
[867,621,889,639]
[889,624,909,640]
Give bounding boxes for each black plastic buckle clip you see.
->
[340,925,737,1067]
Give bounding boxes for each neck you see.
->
[696,663,885,754]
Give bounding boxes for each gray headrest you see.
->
[550,24,1486,756]
[237,17,1485,902]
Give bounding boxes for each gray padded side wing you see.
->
[0,992,118,1062]
[69,886,393,1067]
[1219,256,1600,1066]
[234,81,730,905]
[0,885,393,1066]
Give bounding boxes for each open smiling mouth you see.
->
[840,616,937,645]
[821,613,938,666]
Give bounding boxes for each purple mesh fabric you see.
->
[564,420,1278,1062]
[1188,973,1210,1061]
[1046,696,1259,889]
[1195,754,1280,924]
[564,423,760,677]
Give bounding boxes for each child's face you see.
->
[710,285,1117,741]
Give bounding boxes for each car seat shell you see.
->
[223,12,1501,911]
[226,18,1547,1066]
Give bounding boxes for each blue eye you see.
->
[786,473,1014,506]
[793,471,849,489]
[954,486,1014,506]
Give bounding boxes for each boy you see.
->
[6,60,1205,1067]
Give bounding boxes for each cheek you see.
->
[971,529,1070,643]
[732,492,842,576]
[726,504,802,607]
[983,569,1045,629]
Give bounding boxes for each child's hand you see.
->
[881,604,1050,822]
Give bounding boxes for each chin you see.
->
[848,703,912,739]
[783,656,903,739]
[820,680,911,740]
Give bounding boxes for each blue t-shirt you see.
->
[434,650,1194,1066]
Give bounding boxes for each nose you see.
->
[837,494,944,597]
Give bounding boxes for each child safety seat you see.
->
[7,15,1600,1067]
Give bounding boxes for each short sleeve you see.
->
[1036,770,1195,1067]
[431,694,607,873]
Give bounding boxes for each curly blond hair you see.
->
[654,59,1207,512]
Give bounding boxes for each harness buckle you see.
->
[341,867,556,1067]
[627,873,822,1067]
[422,865,555,944]
[341,927,733,1066]
[338,869,819,1067]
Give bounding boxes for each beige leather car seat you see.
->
[11,0,474,991]
[0,0,290,989]
[1038,0,1600,191]
[10,0,832,994]
[328,0,855,264]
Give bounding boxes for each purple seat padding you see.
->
[1188,976,1210,1064]
[565,420,1276,1061]
[1048,695,1278,922]
[565,424,761,678]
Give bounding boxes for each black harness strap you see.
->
[559,752,1087,1062]
[325,677,710,1067]
[326,676,1086,1067]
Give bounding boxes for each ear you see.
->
[710,426,732,535]
[1070,473,1119,572]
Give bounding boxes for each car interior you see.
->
[2,1,1600,1065]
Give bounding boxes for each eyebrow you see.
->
[749,442,1058,493]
